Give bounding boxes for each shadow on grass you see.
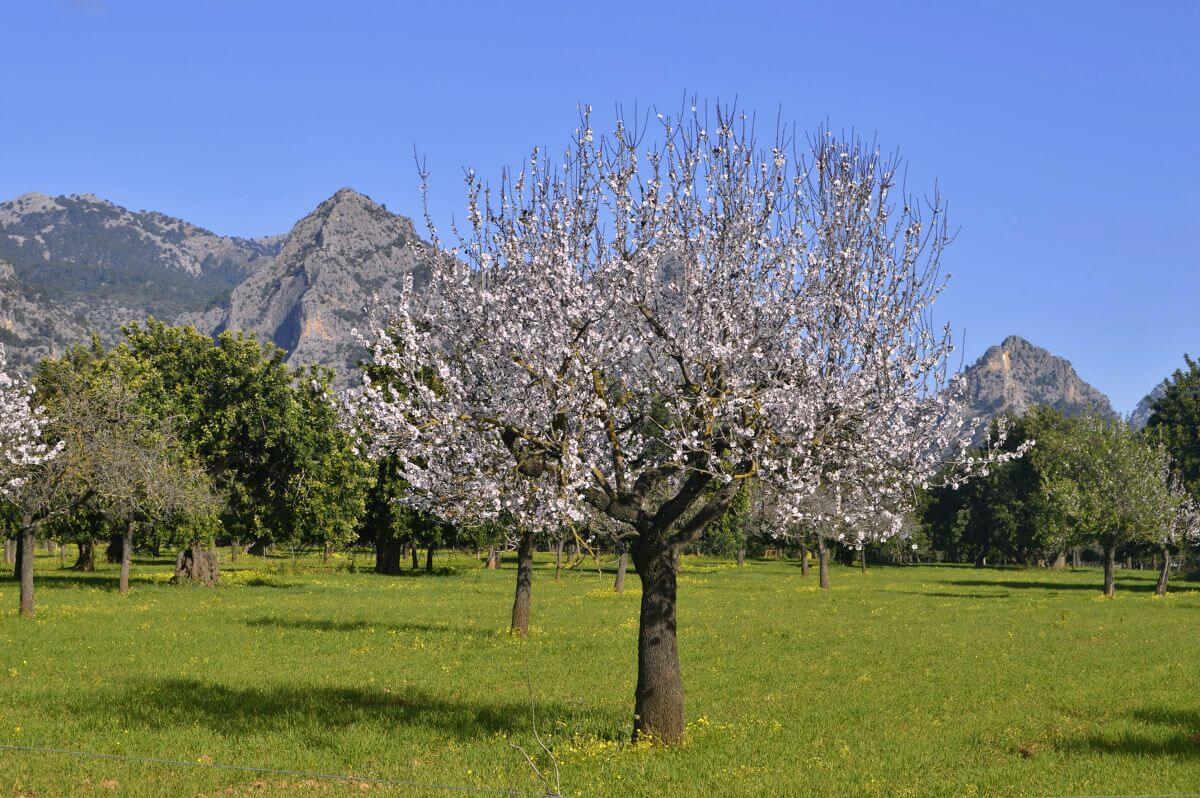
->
[1059,707,1200,757]
[244,616,478,636]
[895,590,1011,599]
[941,577,1160,593]
[108,677,602,743]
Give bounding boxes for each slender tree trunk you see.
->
[554,537,564,581]
[229,539,240,562]
[818,535,830,590]
[17,523,35,618]
[1103,541,1117,597]
[859,547,867,574]
[322,543,332,564]
[58,542,66,565]
[485,546,499,570]
[1156,546,1171,596]
[800,541,810,577]
[3,538,13,567]
[118,521,133,596]
[631,539,684,744]
[614,548,629,593]
[510,531,534,636]
[410,543,419,570]
[425,546,434,573]
[736,546,746,567]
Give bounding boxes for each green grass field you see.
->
[2,551,1199,797]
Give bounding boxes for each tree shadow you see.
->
[244,616,479,636]
[895,590,1011,599]
[107,677,601,743]
[1058,707,1200,757]
[941,577,1160,593]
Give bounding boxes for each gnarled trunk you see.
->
[72,540,96,572]
[1103,541,1117,597]
[631,539,684,744]
[485,546,499,570]
[1156,546,1171,597]
[375,537,403,575]
[614,548,629,593]
[510,530,534,636]
[818,535,830,590]
[174,547,219,586]
[17,524,35,618]
[118,522,133,596]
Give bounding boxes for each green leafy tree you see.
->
[1145,355,1200,498]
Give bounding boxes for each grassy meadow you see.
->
[2,551,1200,797]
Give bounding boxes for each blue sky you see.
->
[2,1,1197,412]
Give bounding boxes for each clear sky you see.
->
[2,0,1197,412]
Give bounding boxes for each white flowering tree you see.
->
[0,346,62,617]
[356,105,1015,744]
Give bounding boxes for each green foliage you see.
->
[1145,354,1200,499]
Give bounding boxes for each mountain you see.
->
[1130,380,1168,430]
[0,191,282,370]
[0,188,431,382]
[212,188,431,379]
[958,335,1115,438]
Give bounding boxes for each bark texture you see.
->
[614,549,629,593]
[818,535,830,590]
[800,542,809,577]
[174,548,220,586]
[510,531,534,636]
[17,526,35,618]
[631,540,684,744]
[1156,547,1171,597]
[1103,541,1117,597]
[118,522,133,595]
[375,537,404,575]
[72,540,96,572]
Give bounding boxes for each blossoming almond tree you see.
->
[357,105,1015,744]
[0,346,62,617]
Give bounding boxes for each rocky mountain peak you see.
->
[959,336,1115,439]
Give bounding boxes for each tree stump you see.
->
[174,548,220,586]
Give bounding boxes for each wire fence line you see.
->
[0,744,565,797]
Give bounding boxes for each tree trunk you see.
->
[1103,541,1117,597]
[375,537,403,575]
[229,539,241,562]
[72,540,96,572]
[1072,547,1081,568]
[859,547,867,574]
[485,547,499,570]
[17,524,35,618]
[554,537,563,581]
[510,531,534,636]
[736,546,746,567]
[118,522,133,596]
[818,535,830,590]
[614,548,629,593]
[247,538,268,557]
[3,538,13,567]
[1053,550,1067,569]
[631,539,684,744]
[425,546,434,573]
[174,547,219,586]
[410,543,419,570]
[322,543,332,564]
[1156,546,1171,597]
[106,533,124,564]
[800,542,809,577]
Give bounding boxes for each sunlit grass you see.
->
[2,551,1199,796]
